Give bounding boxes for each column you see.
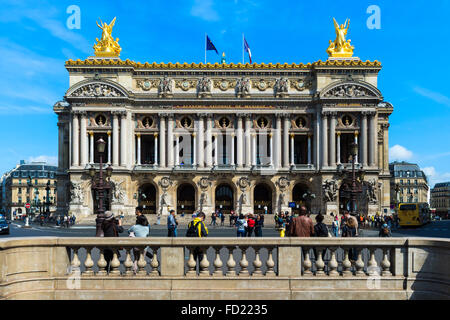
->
[307,133,312,165]
[252,133,257,166]
[136,133,141,165]
[369,112,376,167]
[231,132,235,166]
[197,115,205,168]
[89,132,95,164]
[154,133,158,166]
[57,123,64,168]
[329,112,336,167]
[290,133,295,166]
[214,134,218,165]
[71,112,79,167]
[112,112,119,166]
[245,115,252,167]
[283,114,290,168]
[107,131,111,164]
[205,116,213,167]
[269,132,273,166]
[192,133,196,166]
[361,112,368,167]
[275,115,282,169]
[336,132,341,165]
[383,123,390,172]
[79,112,87,167]
[236,115,244,168]
[175,134,180,166]
[159,115,166,168]
[354,131,359,164]
[167,115,174,167]
[321,113,328,168]
[120,112,127,167]
[315,113,321,170]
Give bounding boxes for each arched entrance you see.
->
[138,183,156,214]
[254,183,272,215]
[292,183,310,214]
[177,183,196,215]
[215,184,234,214]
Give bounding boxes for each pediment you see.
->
[66,80,128,98]
[320,80,382,100]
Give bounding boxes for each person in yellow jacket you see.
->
[186,212,208,265]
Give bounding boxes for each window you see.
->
[18,188,22,194]
[407,180,410,185]
[415,180,418,185]
[400,179,403,185]
[35,179,38,185]
[18,196,22,204]
[18,179,22,184]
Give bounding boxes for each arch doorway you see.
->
[215,184,234,214]
[292,183,310,214]
[177,183,196,215]
[138,184,156,214]
[254,183,272,215]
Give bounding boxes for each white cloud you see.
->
[389,145,414,161]
[27,155,58,166]
[191,0,220,21]
[423,166,450,188]
[413,86,450,108]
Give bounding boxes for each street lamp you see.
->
[45,180,51,216]
[349,142,359,216]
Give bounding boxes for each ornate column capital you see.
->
[154,132,159,138]
[336,131,341,137]
[290,133,295,138]
[381,123,390,129]
[191,132,196,137]
[354,131,359,137]
[136,133,141,138]
[90,131,95,137]
[158,112,170,118]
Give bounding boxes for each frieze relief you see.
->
[324,84,375,98]
[251,79,275,91]
[175,79,197,91]
[213,79,237,91]
[136,79,159,91]
[70,83,125,98]
[290,78,313,91]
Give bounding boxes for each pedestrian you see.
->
[135,206,143,217]
[264,205,268,215]
[246,214,255,237]
[229,211,234,227]
[274,212,279,228]
[211,211,217,227]
[341,214,358,261]
[379,222,391,237]
[156,214,161,225]
[235,214,247,237]
[288,206,314,237]
[101,211,124,273]
[167,209,178,237]
[331,215,340,237]
[313,214,329,237]
[255,214,263,237]
[185,212,208,265]
[128,215,151,274]
[220,211,225,226]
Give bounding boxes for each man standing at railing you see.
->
[288,206,314,237]
[167,209,178,237]
[186,212,208,266]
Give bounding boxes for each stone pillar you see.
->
[329,112,336,167]
[58,122,64,168]
[283,114,290,168]
[382,123,390,172]
[315,113,320,170]
[107,131,111,164]
[369,112,376,167]
[269,132,273,166]
[275,114,282,169]
[336,132,341,165]
[321,113,328,168]
[361,112,368,167]
[236,115,244,168]
[136,133,141,165]
[290,133,295,166]
[159,115,166,168]
[192,132,196,166]
[175,134,180,166]
[167,115,174,168]
[197,115,205,168]
[354,131,359,164]
[120,111,127,167]
[206,116,213,167]
[252,132,257,166]
[112,112,119,166]
[79,112,87,167]
[245,115,252,168]
[214,134,218,165]
[231,132,235,166]
[71,112,79,167]
[154,133,158,166]
[89,131,95,164]
[307,133,312,165]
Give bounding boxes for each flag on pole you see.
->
[244,37,252,64]
[206,35,219,54]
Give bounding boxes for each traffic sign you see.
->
[289,202,296,208]
[25,203,31,209]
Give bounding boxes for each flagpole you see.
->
[242,33,244,64]
[205,33,207,64]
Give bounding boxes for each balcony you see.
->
[0,237,449,300]
[290,164,315,171]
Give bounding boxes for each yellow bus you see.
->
[398,203,431,227]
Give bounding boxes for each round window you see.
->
[95,115,106,126]
[342,115,353,126]
[142,117,153,128]
[219,117,231,129]
[257,117,269,129]
[180,117,192,128]
[295,117,306,128]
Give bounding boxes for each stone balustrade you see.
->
[0,237,449,299]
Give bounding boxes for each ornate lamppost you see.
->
[44,180,51,217]
[89,138,113,236]
[349,142,359,216]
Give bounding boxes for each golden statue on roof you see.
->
[94,17,121,57]
[327,18,354,58]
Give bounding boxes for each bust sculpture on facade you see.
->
[158,76,173,98]
[70,182,84,204]
[236,77,251,98]
[322,179,338,202]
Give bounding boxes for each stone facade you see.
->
[54,58,393,219]
[430,182,450,217]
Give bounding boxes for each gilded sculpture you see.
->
[94,17,121,57]
[327,18,354,58]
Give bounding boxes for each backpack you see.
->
[247,218,255,228]
[186,221,200,237]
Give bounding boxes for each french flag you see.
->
[244,37,252,64]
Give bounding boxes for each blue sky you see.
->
[0,0,449,187]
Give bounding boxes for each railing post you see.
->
[278,243,301,277]
[160,246,184,277]
[226,246,237,277]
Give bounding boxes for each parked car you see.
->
[0,219,10,235]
